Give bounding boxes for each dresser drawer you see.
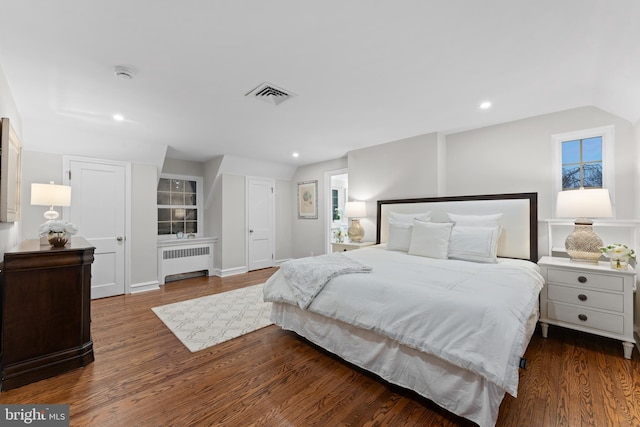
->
[547,302,624,335]
[547,268,624,292]
[547,284,624,312]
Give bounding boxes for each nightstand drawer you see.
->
[547,268,624,292]
[547,302,624,335]
[547,284,624,312]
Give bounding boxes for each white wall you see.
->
[291,106,638,259]
[130,163,158,286]
[446,106,636,220]
[291,157,348,258]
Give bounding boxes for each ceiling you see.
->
[0,1,638,167]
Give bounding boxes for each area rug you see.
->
[152,284,273,352]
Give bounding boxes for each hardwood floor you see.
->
[2,268,640,426]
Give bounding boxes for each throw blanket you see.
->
[264,247,544,396]
[277,252,372,309]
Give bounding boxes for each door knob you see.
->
[117,236,124,242]
[249,229,254,233]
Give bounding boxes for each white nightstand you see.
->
[331,241,375,252]
[538,256,637,359]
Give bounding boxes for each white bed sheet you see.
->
[264,247,544,426]
[271,299,539,427]
[264,247,544,396]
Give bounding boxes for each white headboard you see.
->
[376,193,538,262]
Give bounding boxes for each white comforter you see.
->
[263,247,544,396]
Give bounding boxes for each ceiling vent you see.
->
[245,82,294,106]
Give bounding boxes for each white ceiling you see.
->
[0,1,638,167]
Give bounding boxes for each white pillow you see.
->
[408,220,453,259]
[449,226,501,263]
[387,219,413,251]
[447,213,502,226]
[388,211,431,224]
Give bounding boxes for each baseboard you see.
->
[275,258,291,266]
[129,280,160,293]
[217,266,248,277]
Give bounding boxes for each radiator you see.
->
[157,240,215,284]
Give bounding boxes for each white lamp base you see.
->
[565,219,603,263]
[348,219,364,243]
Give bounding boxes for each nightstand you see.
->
[331,241,375,252]
[538,256,637,359]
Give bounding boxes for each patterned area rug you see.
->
[152,283,273,352]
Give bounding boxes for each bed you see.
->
[263,193,544,426]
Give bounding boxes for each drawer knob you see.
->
[578,314,588,322]
[578,276,587,283]
[578,294,588,301]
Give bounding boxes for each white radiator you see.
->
[157,239,215,284]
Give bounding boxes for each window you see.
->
[157,174,203,237]
[552,125,615,212]
[332,189,340,220]
[561,136,602,189]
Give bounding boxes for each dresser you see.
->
[538,256,636,359]
[331,241,376,252]
[0,237,95,390]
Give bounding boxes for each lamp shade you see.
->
[556,188,612,218]
[344,201,366,218]
[31,182,71,207]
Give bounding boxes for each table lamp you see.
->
[344,201,366,243]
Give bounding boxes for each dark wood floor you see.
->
[2,268,640,426]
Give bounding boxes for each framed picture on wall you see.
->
[0,117,22,222]
[297,180,318,219]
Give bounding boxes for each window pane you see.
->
[582,137,602,162]
[185,209,197,220]
[562,140,580,165]
[583,162,602,188]
[184,180,197,193]
[171,179,185,192]
[158,222,172,235]
[185,193,196,206]
[157,192,171,205]
[185,221,197,233]
[157,178,171,191]
[158,208,171,221]
[172,222,185,233]
[170,193,185,205]
[562,165,581,189]
[172,208,186,220]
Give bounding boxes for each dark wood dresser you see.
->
[0,237,95,391]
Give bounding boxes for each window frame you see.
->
[551,125,615,217]
[157,173,203,240]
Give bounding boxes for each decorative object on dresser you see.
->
[344,201,366,242]
[0,237,95,391]
[331,241,375,252]
[538,256,636,359]
[38,219,78,248]
[556,188,613,263]
[601,243,635,270]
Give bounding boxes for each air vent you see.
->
[245,82,294,106]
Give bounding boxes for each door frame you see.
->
[246,176,275,271]
[62,155,132,294]
[324,168,348,254]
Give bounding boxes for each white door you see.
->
[65,158,127,299]
[247,177,274,271]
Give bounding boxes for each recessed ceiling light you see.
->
[113,114,124,121]
[479,101,492,110]
[292,152,299,158]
